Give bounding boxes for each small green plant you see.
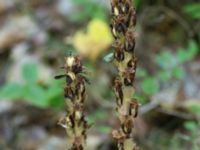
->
[156,40,198,80]
[0,63,64,108]
[55,55,90,150]
[137,40,199,98]
[182,105,200,150]
[183,3,200,19]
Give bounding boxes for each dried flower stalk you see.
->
[110,0,139,149]
[55,55,89,150]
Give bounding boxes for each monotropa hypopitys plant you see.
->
[110,0,140,149]
[55,55,90,150]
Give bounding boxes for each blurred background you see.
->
[0,0,200,149]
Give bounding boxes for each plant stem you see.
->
[110,0,139,149]
[56,55,89,150]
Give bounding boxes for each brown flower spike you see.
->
[110,0,139,149]
[55,55,89,150]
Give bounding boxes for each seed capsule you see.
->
[129,100,139,118]
[114,79,124,106]
[66,114,75,129]
[123,68,136,86]
[124,78,132,86]
[124,40,135,52]
[110,23,117,39]
[121,116,133,135]
[72,56,83,74]
[129,9,137,26]
[79,115,86,126]
[114,50,124,61]
[124,3,130,14]
[114,7,119,16]
[121,5,126,13]
[121,1,130,14]
[127,58,137,68]
[64,86,75,100]
[116,22,126,34]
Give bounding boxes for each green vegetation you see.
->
[137,40,199,99]
[0,63,64,108]
[183,3,200,19]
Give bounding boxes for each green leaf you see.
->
[45,81,63,101]
[190,105,200,114]
[183,3,200,19]
[98,125,111,133]
[157,71,171,81]
[136,67,147,78]
[183,3,200,13]
[184,121,197,131]
[192,12,200,19]
[22,63,38,83]
[155,51,174,69]
[187,40,199,60]
[48,96,64,109]
[25,84,48,108]
[141,77,159,95]
[45,85,64,108]
[172,67,185,79]
[87,115,95,125]
[192,145,200,150]
[134,94,148,104]
[94,110,107,119]
[103,53,114,62]
[87,109,107,124]
[177,48,189,63]
[177,40,198,63]
[134,0,142,10]
[0,82,24,100]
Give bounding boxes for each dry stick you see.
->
[55,55,89,150]
[110,0,139,149]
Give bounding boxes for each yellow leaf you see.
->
[72,19,113,60]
